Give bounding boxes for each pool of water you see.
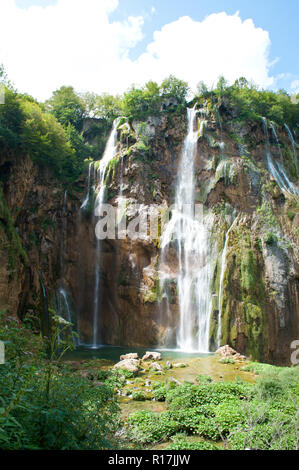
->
[64,345,213,363]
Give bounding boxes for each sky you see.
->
[0,0,298,101]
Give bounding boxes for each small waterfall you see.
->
[284,123,298,172]
[262,118,299,196]
[91,118,119,348]
[81,162,93,210]
[160,108,214,352]
[270,122,299,196]
[39,272,49,338]
[58,287,76,346]
[217,216,238,348]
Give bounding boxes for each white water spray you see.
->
[160,108,214,352]
[284,123,298,173]
[262,118,299,196]
[91,119,119,348]
[216,216,238,348]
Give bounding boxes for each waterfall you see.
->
[81,162,93,210]
[91,118,119,348]
[39,272,50,339]
[216,216,238,348]
[284,123,298,172]
[58,287,76,346]
[262,118,299,196]
[160,108,214,352]
[270,122,299,196]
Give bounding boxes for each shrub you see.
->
[167,434,219,450]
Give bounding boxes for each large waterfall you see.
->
[160,108,214,352]
[91,119,119,348]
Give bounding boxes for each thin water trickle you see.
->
[217,216,238,348]
[284,123,298,173]
[262,118,298,196]
[81,162,94,210]
[58,287,76,346]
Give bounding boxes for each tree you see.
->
[160,75,189,103]
[45,86,85,130]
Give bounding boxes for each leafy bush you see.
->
[0,312,120,450]
[152,383,168,401]
[132,391,147,401]
[167,434,219,450]
[127,410,181,444]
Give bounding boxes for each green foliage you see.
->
[195,374,212,384]
[0,88,86,181]
[167,434,219,450]
[196,76,299,128]
[160,75,189,104]
[121,76,188,121]
[82,92,121,124]
[132,391,147,401]
[126,365,298,450]
[152,382,168,401]
[0,187,28,273]
[265,232,278,245]
[127,410,180,444]
[45,86,85,130]
[0,312,119,450]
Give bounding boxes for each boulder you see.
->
[215,345,246,361]
[113,359,140,374]
[142,351,162,361]
[150,362,163,372]
[120,353,139,361]
[173,363,187,368]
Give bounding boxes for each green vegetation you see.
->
[197,76,299,127]
[0,187,28,274]
[121,76,189,121]
[125,366,299,450]
[0,311,119,450]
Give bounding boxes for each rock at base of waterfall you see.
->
[142,351,162,361]
[173,362,187,368]
[150,362,163,372]
[120,353,139,361]
[113,359,140,374]
[215,345,246,361]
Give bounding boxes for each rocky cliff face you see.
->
[1,103,298,364]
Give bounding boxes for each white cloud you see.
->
[132,12,274,91]
[290,80,299,94]
[0,1,276,101]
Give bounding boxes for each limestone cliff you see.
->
[0,101,298,364]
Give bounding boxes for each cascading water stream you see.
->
[262,118,298,196]
[81,162,93,210]
[284,123,298,173]
[216,216,238,348]
[91,118,119,348]
[58,287,76,346]
[270,122,299,196]
[160,108,214,352]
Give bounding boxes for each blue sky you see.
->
[2,0,298,99]
[111,0,299,88]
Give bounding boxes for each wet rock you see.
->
[142,351,162,361]
[120,353,139,361]
[173,362,187,368]
[215,345,246,361]
[113,358,140,374]
[150,362,163,372]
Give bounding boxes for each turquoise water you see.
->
[64,345,213,363]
